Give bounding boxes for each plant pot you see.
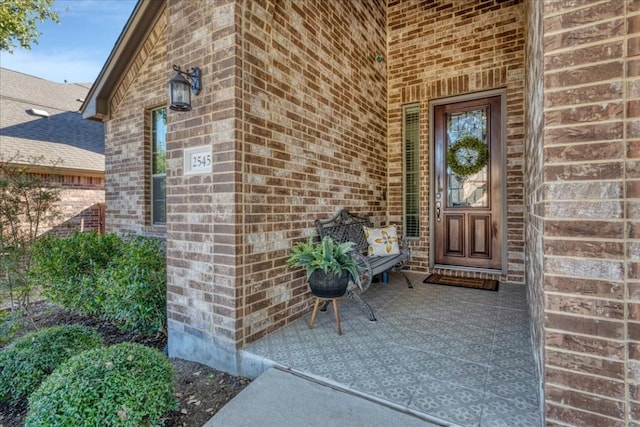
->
[308,270,350,298]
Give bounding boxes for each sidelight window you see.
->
[151,107,167,225]
[403,105,420,239]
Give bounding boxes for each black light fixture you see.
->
[168,65,201,111]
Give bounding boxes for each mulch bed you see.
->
[0,302,251,427]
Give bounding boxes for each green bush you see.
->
[0,309,24,345]
[29,233,167,334]
[25,343,176,427]
[101,237,167,334]
[30,231,123,314]
[0,324,104,402]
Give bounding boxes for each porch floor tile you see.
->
[244,272,542,427]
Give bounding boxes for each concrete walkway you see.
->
[205,367,444,427]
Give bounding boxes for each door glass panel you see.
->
[446,108,488,208]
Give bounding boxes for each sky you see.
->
[0,0,138,84]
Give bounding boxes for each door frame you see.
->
[428,88,508,274]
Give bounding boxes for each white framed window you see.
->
[403,104,420,239]
[151,107,167,225]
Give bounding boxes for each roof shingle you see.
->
[0,68,104,172]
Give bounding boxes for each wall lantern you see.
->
[168,65,201,111]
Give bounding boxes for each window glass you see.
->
[446,108,488,208]
[403,105,420,239]
[151,108,167,225]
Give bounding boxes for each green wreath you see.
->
[446,135,489,177]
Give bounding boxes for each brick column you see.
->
[165,0,245,374]
[541,1,637,425]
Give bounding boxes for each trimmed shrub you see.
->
[25,343,176,427]
[0,324,104,402]
[29,233,167,334]
[30,231,123,314]
[101,237,167,334]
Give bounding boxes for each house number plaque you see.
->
[184,145,212,175]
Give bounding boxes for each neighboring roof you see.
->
[0,68,105,174]
[81,0,164,122]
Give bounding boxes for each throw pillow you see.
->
[363,225,400,256]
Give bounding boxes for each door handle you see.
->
[436,202,441,222]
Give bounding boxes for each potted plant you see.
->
[287,236,361,298]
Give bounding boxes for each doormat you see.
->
[423,273,499,292]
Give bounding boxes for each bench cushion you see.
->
[357,249,410,275]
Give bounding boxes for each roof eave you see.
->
[81,0,165,122]
[0,161,105,177]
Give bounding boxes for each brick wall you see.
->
[387,0,526,283]
[96,0,640,420]
[541,1,639,425]
[164,0,240,370]
[23,172,105,236]
[104,0,528,375]
[524,0,545,422]
[100,0,247,373]
[54,186,104,236]
[105,8,167,240]
[629,0,640,423]
[162,0,388,370]
[239,0,387,344]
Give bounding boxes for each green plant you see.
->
[100,237,167,334]
[287,236,360,286]
[0,156,62,311]
[0,324,104,402]
[25,343,176,427]
[446,135,489,177]
[0,309,24,345]
[30,233,167,334]
[30,231,122,314]
[0,0,60,53]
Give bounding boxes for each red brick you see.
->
[546,349,624,380]
[544,219,624,239]
[546,390,625,423]
[544,83,623,108]
[546,403,626,427]
[546,331,625,359]
[544,276,624,299]
[546,312,624,340]
[546,368,625,401]
[544,141,623,162]
[546,293,624,319]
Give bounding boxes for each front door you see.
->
[433,95,503,270]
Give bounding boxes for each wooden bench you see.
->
[315,209,412,321]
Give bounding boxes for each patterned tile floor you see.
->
[245,272,542,427]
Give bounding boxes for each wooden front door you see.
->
[433,95,503,270]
